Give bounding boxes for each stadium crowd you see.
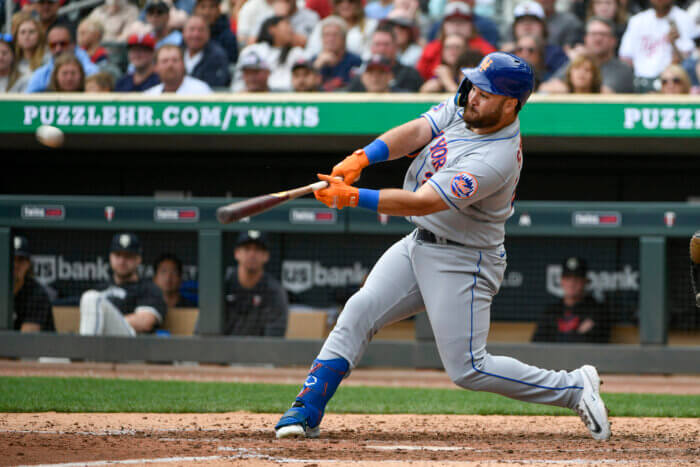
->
[0,0,698,94]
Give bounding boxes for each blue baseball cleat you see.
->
[275,402,321,439]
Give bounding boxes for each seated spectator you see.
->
[384,13,423,67]
[145,0,184,49]
[12,13,50,76]
[540,54,612,93]
[33,0,75,35]
[182,15,231,87]
[86,0,139,42]
[79,233,167,336]
[536,0,583,48]
[532,257,611,344]
[271,0,320,47]
[541,18,634,93]
[77,19,108,65]
[619,0,695,93]
[426,0,500,50]
[193,0,239,63]
[416,2,495,81]
[25,25,99,93]
[513,35,549,86]
[502,1,568,85]
[13,236,54,333]
[114,33,161,92]
[419,34,466,92]
[47,53,85,92]
[659,64,691,94]
[291,57,321,91]
[153,253,196,309]
[220,230,288,337]
[145,44,213,94]
[233,16,306,91]
[234,50,271,91]
[85,71,115,92]
[365,0,393,20]
[348,54,403,91]
[306,0,377,57]
[237,0,275,46]
[312,16,362,91]
[681,29,700,88]
[586,0,628,42]
[0,35,31,92]
[366,24,422,91]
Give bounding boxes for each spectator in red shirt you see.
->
[416,2,494,80]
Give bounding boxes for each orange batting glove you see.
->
[314,174,359,209]
[329,150,370,185]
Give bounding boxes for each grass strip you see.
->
[1,376,697,418]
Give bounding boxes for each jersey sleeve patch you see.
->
[450,172,479,199]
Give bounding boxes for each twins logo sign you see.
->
[451,172,478,199]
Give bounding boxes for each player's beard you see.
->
[463,100,504,129]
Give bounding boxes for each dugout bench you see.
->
[51,306,699,345]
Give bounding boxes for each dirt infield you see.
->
[2,361,699,466]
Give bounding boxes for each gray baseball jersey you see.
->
[406,97,522,248]
[318,98,587,412]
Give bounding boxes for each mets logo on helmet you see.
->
[451,172,478,199]
[479,57,493,72]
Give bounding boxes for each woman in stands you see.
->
[0,35,30,92]
[48,54,86,92]
[540,54,611,94]
[12,13,50,77]
[233,16,306,91]
[659,64,691,95]
[419,34,468,93]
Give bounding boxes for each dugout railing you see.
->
[1,196,699,374]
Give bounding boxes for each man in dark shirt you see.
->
[114,34,161,92]
[223,230,288,336]
[364,24,422,92]
[13,236,54,332]
[193,0,238,63]
[312,16,361,91]
[532,257,611,344]
[79,233,167,336]
[153,253,196,309]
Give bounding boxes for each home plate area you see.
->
[1,413,698,466]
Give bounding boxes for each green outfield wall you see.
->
[1,94,699,137]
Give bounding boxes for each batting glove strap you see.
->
[358,189,380,211]
[363,139,389,164]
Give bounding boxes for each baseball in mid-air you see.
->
[35,125,64,148]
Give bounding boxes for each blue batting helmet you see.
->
[455,52,535,109]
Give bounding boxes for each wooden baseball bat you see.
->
[216,180,330,224]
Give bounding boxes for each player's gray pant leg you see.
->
[411,240,584,410]
[319,235,425,367]
[79,290,136,336]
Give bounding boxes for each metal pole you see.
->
[638,236,667,345]
[0,228,12,330]
[4,0,13,35]
[197,229,224,335]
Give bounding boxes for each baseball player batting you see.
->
[274,52,611,441]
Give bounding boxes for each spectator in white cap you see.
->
[145,44,213,94]
[502,1,568,83]
[619,0,695,92]
[535,0,584,48]
[416,2,494,80]
[233,49,272,92]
